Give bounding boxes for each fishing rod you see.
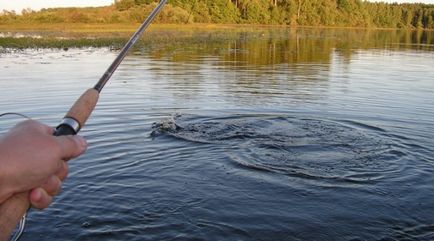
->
[57,0,167,136]
[0,1,167,240]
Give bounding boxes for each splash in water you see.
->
[152,113,406,185]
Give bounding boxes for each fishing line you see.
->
[1,1,167,240]
[9,213,26,241]
[0,112,31,120]
[0,112,31,241]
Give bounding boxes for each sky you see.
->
[1,0,114,12]
[0,0,433,12]
[377,0,434,2]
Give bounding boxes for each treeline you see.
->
[0,0,433,29]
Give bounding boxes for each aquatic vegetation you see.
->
[0,36,129,49]
[0,26,432,55]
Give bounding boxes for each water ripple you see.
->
[152,113,408,185]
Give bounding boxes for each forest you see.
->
[0,0,433,29]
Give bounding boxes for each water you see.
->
[0,28,434,240]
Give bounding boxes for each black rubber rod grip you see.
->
[54,124,77,136]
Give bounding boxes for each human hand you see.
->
[0,120,87,209]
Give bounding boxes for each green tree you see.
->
[115,0,136,11]
[239,0,271,24]
[207,0,240,23]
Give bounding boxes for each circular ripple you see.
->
[152,114,407,184]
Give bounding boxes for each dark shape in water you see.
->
[152,113,405,185]
[151,114,182,137]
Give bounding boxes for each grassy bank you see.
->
[0,23,254,49]
[0,23,286,33]
[0,23,432,50]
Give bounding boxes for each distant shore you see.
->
[1,23,433,34]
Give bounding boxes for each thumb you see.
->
[55,135,87,161]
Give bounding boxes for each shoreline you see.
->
[0,23,432,50]
[0,23,432,33]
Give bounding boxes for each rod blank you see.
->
[94,0,168,93]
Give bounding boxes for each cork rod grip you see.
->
[0,88,99,241]
[0,192,28,241]
[64,88,99,129]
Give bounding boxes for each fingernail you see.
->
[74,136,87,150]
[34,189,42,201]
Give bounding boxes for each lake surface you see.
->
[1,27,434,240]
